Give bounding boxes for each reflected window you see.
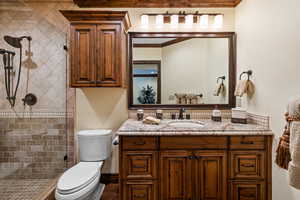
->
[133,61,161,104]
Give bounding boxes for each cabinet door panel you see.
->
[123,151,157,179]
[96,24,121,86]
[230,151,265,179]
[194,151,227,200]
[71,24,96,86]
[230,182,265,200]
[124,181,157,200]
[160,151,192,200]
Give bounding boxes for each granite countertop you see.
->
[117,119,273,136]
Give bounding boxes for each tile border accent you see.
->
[0,112,73,118]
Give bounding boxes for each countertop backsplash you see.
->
[128,109,270,130]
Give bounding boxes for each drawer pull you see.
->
[134,194,146,198]
[241,141,254,145]
[241,193,255,198]
[241,163,255,168]
[188,155,198,159]
[133,165,146,169]
[134,141,146,145]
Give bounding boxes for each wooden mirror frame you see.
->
[128,32,236,110]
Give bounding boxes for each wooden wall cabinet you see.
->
[60,11,131,87]
[119,135,273,200]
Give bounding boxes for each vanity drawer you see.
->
[230,151,265,179]
[160,136,227,149]
[122,137,157,150]
[230,136,265,150]
[123,181,158,200]
[230,181,265,200]
[123,151,157,179]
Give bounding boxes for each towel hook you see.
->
[217,76,226,84]
[239,70,253,80]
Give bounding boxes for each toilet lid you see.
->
[57,161,103,194]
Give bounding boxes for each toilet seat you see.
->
[56,161,103,200]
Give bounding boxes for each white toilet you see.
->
[55,130,112,200]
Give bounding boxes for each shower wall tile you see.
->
[0,117,66,179]
[0,0,76,113]
[0,0,77,177]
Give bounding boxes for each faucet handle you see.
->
[180,108,186,112]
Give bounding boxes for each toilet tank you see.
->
[77,130,112,162]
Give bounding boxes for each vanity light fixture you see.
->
[156,15,164,28]
[139,12,224,29]
[141,14,149,28]
[171,15,179,28]
[199,15,209,28]
[213,14,223,28]
[185,14,194,28]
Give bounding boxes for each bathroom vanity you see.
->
[117,119,273,200]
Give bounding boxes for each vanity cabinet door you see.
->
[96,24,121,86]
[70,24,96,87]
[194,151,227,200]
[160,151,192,200]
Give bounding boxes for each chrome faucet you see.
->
[178,108,186,120]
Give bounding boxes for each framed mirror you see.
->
[128,32,236,109]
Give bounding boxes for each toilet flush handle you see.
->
[112,136,119,145]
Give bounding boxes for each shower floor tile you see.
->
[0,179,54,200]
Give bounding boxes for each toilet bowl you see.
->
[55,130,112,200]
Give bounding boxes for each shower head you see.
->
[0,48,15,55]
[4,36,32,48]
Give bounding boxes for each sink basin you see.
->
[167,120,204,128]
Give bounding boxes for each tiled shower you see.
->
[0,0,76,199]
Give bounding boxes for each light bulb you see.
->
[171,15,178,28]
[185,15,193,28]
[199,15,209,28]
[156,15,164,28]
[214,15,223,28]
[141,15,149,28]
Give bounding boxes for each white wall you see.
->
[236,0,300,199]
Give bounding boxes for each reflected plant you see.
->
[137,85,156,104]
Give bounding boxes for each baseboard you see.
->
[100,173,119,184]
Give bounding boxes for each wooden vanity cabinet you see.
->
[119,135,272,200]
[60,11,131,87]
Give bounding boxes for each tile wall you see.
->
[0,0,76,179]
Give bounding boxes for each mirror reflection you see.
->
[131,37,230,105]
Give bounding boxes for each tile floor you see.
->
[0,180,118,200]
[0,179,55,200]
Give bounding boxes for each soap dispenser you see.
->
[212,105,222,122]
